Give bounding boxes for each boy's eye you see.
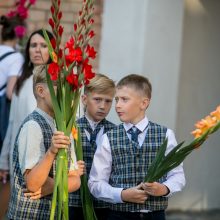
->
[122,97,128,102]
[94,98,102,102]
[105,99,112,104]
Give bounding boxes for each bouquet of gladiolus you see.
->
[144,105,220,182]
[43,0,97,219]
[6,0,37,51]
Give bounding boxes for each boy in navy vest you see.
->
[89,74,185,220]
[7,65,81,220]
[69,73,116,220]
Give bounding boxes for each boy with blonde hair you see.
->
[69,73,116,220]
[7,65,81,219]
[89,74,185,220]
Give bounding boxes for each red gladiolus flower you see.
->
[58,25,64,36]
[14,25,26,38]
[7,11,17,18]
[48,62,60,81]
[65,37,75,49]
[29,0,36,4]
[66,72,79,90]
[74,23,77,31]
[66,47,83,63]
[83,61,95,84]
[78,34,83,42]
[86,45,96,59]
[58,49,63,59]
[17,5,28,19]
[50,38,56,49]
[49,18,55,29]
[58,11,62,20]
[88,30,95,39]
[89,18,94,24]
[50,6,55,14]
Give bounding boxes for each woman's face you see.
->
[29,33,50,66]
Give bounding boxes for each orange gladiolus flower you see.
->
[210,105,220,121]
[192,105,220,139]
[51,51,58,63]
[71,127,78,140]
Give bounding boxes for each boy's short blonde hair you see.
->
[117,74,152,99]
[33,65,48,98]
[84,73,115,95]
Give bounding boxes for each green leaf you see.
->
[144,138,168,182]
[43,29,56,61]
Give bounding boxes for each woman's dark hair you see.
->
[15,29,54,95]
[0,15,24,41]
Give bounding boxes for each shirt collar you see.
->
[123,116,149,132]
[85,115,101,130]
[35,107,54,124]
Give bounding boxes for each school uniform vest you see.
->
[7,111,55,220]
[107,121,168,212]
[69,116,116,208]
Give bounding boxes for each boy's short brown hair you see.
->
[117,74,152,99]
[84,73,115,95]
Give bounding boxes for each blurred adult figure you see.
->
[0,15,24,150]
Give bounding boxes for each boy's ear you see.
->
[35,84,45,98]
[81,94,87,106]
[141,97,150,110]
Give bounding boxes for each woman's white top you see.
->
[0,45,24,96]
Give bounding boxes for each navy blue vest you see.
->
[8,111,54,220]
[107,121,168,212]
[69,116,116,208]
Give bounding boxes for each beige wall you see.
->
[100,0,220,210]
[170,0,220,210]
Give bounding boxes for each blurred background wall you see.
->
[1,0,220,211]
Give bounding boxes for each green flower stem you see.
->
[144,121,220,183]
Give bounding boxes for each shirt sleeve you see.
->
[162,129,186,197]
[18,120,45,175]
[88,134,124,204]
[7,53,24,77]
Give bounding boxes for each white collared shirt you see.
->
[88,116,186,205]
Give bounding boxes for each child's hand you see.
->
[77,160,86,176]
[141,182,169,197]
[121,184,148,204]
[23,188,43,199]
[49,131,70,155]
[23,178,54,199]
[0,169,9,184]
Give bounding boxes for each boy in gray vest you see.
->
[69,73,116,220]
[89,74,185,220]
[7,65,81,220]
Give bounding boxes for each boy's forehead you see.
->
[116,86,142,97]
[88,90,114,97]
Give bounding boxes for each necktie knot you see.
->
[89,122,103,145]
[128,126,141,144]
